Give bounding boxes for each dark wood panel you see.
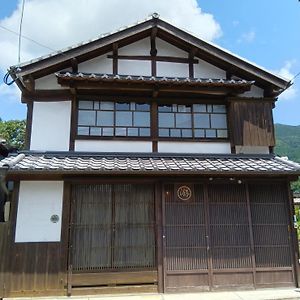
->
[256,270,294,285]
[229,100,275,147]
[9,243,63,293]
[0,223,10,297]
[72,271,157,286]
[71,284,158,295]
[166,273,209,289]
[213,272,253,288]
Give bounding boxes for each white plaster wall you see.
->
[78,53,112,74]
[240,85,264,98]
[194,58,226,79]
[30,101,71,151]
[118,60,151,76]
[35,73,68,90]
[156,38,189,78]
[118,38,150,55]
[157,61,189,78]
[75,140,152,152]
[15,181,64,243]
[235,146,270,154]
[118,38,151,76]
[158,142,231,154]
[156,38,187,57]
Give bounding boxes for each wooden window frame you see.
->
[74,96,230,144]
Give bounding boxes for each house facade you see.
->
[0,14,300,297]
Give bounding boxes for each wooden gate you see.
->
[68,183,157,292]
[163,182,295,292]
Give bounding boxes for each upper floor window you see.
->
[77,100,151,137]
[77,100,228,140]
[158,104,228,138]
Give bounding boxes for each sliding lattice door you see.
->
[163,182,295,291]
[70,184,155,273]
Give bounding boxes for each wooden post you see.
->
[150,28,157,77]
[113,43,118,75]
[245,182,257,288]
[69,93,77,151]
[203,183,213,290]
[155,182,164,292]
[287,180,300,287]
[25,101,33,150]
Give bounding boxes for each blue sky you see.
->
[0,0,299,125]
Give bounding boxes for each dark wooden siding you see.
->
[0,223,10,297]
[0,182,68,297]
[0,179,295,296]
[9,243,64,296]
[228,100,275,147]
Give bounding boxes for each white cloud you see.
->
[238,30,256,44]
[275,60,298,101]
[0,0,222,74]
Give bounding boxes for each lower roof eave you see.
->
[5,169,300,179]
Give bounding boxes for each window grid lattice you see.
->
[158,104,228,138]
[77,100,151,137]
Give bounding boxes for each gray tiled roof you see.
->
[56,72,254,87]
[1,152,300,176]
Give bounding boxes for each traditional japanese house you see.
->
[0,14,300,297]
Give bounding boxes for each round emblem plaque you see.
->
[177,185,192,201]
[50,214,60,223]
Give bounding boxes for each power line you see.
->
[291,71,300,83]
[0,24,59,53]
[18,0,26,63]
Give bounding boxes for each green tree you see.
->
[0,119,26,150]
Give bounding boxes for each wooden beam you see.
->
[107,54,198,64]
[71,58,78,73]
[23,75,35,92]
[150,28,157,77]
[112,43,118,75]
[188,48,197,78]
[69,94,77,151]
[24,101,33,150]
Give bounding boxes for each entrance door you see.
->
[69,184,156,289]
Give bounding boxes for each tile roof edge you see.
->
[11,150,276,160]
[2,153,26,168]
[275,156,300,170]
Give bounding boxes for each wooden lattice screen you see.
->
[164,182,294,290]
[71,184,156,272]
[249,183,291,268]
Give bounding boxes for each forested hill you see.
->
[275,124,300,162]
